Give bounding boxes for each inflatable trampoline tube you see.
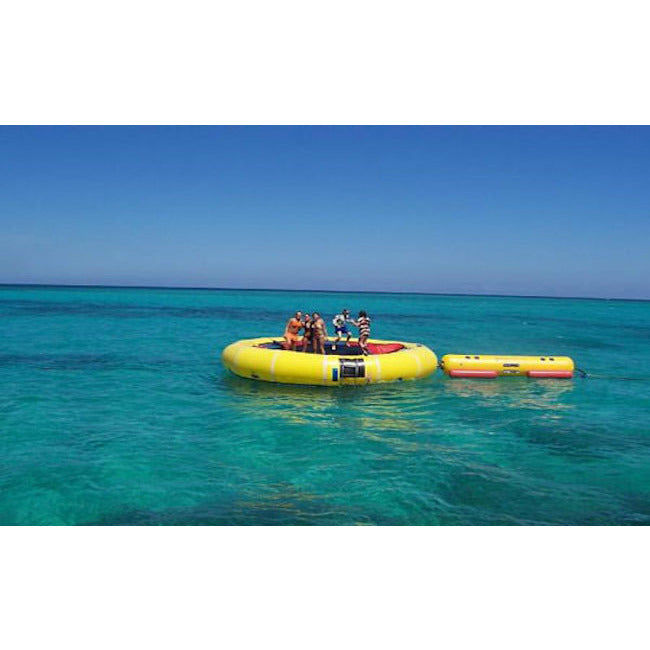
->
[222,337,438,386]
[441,354,574,378]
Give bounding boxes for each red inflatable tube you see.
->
[527,370,574,379]
[449,369,498,378]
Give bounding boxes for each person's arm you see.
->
[283,318,292,337]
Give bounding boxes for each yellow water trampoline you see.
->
[222,337,438,386]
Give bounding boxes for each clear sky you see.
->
[1,126,648,298]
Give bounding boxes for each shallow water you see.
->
[1,285,649,525]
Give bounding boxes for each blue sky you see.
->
[1,126,648,298]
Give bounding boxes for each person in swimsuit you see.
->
[300,313,313,352]
[331,308,352,349]
[311,312,328,355]
[283,311,303,350]
[352,310,371,355]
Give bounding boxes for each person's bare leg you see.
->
[360,335,369,355]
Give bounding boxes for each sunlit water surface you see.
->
[1,286,649,525]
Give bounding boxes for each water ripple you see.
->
[1,286,649,525]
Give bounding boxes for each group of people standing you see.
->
[283,309,372,355]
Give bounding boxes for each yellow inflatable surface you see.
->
[222,337,438,386]
[441,354,574,378]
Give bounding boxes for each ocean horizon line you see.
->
[1,282,648,303]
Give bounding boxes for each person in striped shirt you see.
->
[352,310,371,355]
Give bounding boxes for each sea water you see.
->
[1,285,649,525]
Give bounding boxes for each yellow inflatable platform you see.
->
[222,337,438,386]
[440,354,575,378]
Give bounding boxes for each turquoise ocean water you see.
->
[1,285,649,525]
